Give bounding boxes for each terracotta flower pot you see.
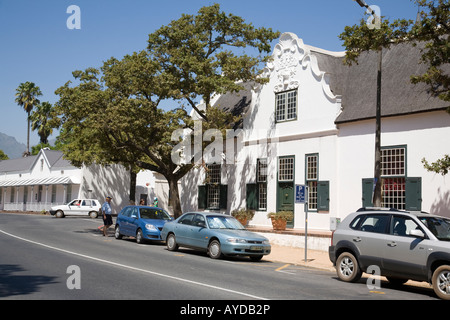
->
[270,217,287,231]
[237,217,248,226]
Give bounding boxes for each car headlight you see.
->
[263,240,270,245]
[145,224,157,231]
[227,238,247,243]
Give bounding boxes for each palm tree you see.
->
[30,101,58,145]
[15,81,42,156]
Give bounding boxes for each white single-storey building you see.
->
[0,148,167,215]
[178,32,450,233]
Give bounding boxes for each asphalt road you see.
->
[0,212,438,305]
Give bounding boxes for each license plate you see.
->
[250,246,263,251]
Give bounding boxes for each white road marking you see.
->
[0,228,268,300]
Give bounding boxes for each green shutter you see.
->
[219,184,228,209]
[246,184,258,210]
[405,177,422,211]
[198,185,207,210]
[362,178,374,208]
[317,181,330,212]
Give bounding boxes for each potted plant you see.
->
[231,208,255,226]
[267,211,294,231]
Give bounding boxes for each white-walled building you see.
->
[2,32,449,237]
[0,148,163,215]
[179,32,450,232]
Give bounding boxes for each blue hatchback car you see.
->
[114,206,172,244]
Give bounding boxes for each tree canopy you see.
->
[340,0,450,176]
[55,4,279,217]
[15,81,42,156]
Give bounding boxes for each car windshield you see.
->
[420,216,450,241]
[140,208,171,220]
[206,216,245,230]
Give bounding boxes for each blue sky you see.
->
[0,0,420,146]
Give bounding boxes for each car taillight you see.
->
[330,230,335,246]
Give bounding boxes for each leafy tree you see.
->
[339,0,450,178]
[15,81,42,156]
[0,149,8,160]
[422,155,450,175]
[55,4,278,217]
[30,101,60,144]
[31,143,59,156]
[411,0,450,106]
[147,3,278,121]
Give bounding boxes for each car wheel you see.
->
[55,210,65,218]
[208,240,223,259]
[166,233,178,251]
[336,252,362,283]
[136,229,146,244]
[432,265,450,300]
[89,211,98,219]
[114,225,123,240]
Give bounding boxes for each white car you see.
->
[50,199,101,218]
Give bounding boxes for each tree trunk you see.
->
[167,176,182,219]
[129,169,137,204]
[25,112,31,157]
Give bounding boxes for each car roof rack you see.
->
[356,207,406,212]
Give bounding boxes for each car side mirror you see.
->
[131,215,138,219]
[410,229,425,238]
[198,222,206,228]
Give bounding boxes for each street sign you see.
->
[295,184,306,203]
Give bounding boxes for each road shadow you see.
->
[165,247,272,263]
[0,264,57,298]
[330,275,437,299]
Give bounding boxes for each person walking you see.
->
[102,196,113,236]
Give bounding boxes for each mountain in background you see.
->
[0,132,26,159]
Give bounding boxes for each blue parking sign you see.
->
[295,185,307,203]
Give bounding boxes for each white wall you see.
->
[337,110,450,219]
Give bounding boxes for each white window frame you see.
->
[276,89,297,122]
[257,159,267,211]
[278,157,294,182]
[306,154,318,211]
[206,164,221,209]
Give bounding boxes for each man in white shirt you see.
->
[101,196,113,236]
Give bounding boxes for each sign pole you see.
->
[304,186,308,262]
[295,185,308,262]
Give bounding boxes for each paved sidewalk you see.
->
[265,245,335,272]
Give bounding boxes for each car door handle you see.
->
[353,237,361,242]
[387,241,397,247]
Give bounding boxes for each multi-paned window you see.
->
[276,90,297,122]
[10,186,15,203]
[206,164,221,209]
[381,146,406,210]
[278,156,294,181]
[257,159,268,210]
[306,154,318,211]
[51,185,57,203]
[198,164,228,211]
[363,145,421,211]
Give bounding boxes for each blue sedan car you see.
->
[114,206,172,244]
[161,212,271,261]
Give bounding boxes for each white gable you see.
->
[30,151,51,177]
[245,32,343,142]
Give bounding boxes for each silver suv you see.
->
[329,208,450,300]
